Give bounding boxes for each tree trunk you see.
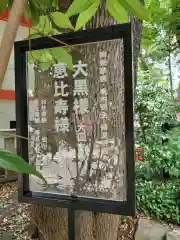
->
[172,0,180,49]
[30,2,142,240]
[31,205,68,240]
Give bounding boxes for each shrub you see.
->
[135,73,180,224]
[136,179,180,224]
[136,130,180,180]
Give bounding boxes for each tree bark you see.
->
[0,0,27,89]
[31,205,68,240]
[172,1,180,49]
[30,2,142,240]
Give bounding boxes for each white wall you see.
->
[0,99,35,149]
[0,100,16,149]
[0,20,28,90]
[0,130,16,150]
[0,100,15,129]
[0,21,29,149]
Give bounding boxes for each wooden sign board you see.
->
[15,23,135,216]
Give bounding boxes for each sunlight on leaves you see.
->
[51,47,74,71]
[67,0,94,17]
[120,0,149,21]
[29,0,40,26]
[24,2,31,22]
[75,0,100,30]
[107,0,128,23]
[28,47,74,71]
[51,12,74,30]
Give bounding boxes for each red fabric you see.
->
[0,90,33,100]
[135,148,144,161]
[0,9,32,28]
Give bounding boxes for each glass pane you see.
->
[27,38,127,201]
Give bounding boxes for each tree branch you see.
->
[0,0,27,89]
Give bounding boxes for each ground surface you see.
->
[0,181,137,240]
[0,181,179,240]
[0,181,30,240]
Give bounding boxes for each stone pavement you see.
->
[166,230,180,240]
[135,218,180,240]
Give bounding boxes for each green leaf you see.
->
[24,33,42,40]
[51,47,74,70]
[0,149,46,183]
[29,1,40,26]
[8,0,13,11]
[42,50,53,62]
[75,0,100,30]
[24,2,31,22]
[0,0,8,14]
[39,16,52,34]
[67,0,94,17]
[120,0,149,21]
[44,0,53,7]
[28,49,53,69]
[39,61,52,70]
[25,28,43,40]
[28,50,42,63]
[34,0,52,8]
[107,0,128,23]
[51,12,74,30]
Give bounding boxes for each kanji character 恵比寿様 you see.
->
[59,117,69,133]
[73,60,88,78]
[53,63,68,79]
[55,117,69,133]
[54,80,69,97]
[74,79,88,96]
[54,99,68,115]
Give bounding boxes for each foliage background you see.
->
[135,69,180,224]
[0,0,179,226]
[136,0,180,224]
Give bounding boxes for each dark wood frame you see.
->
[15,23,135,216]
